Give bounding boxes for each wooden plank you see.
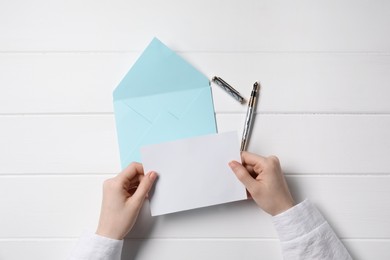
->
[0,115,121,174]
[1,53,390,114]
[1,115,389,174]
[0,175,389,238]
[122,239,390,260]
[121,239,283,260]
[0,53,129,114]
[0,240,76,260]
[1,1,389,259]
[1,0,389,51]
[0,239,387,260]
[0,239,388,260]
[218,114,390,175]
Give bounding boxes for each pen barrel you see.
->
[240,82,259,151]
[241,106,254,151]
[212,76,244,103]
[242,106,254,135]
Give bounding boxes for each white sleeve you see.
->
[67,231,123,260]
[272,199,353,260]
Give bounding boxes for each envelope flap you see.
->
[113,38,209,101]
[113,38,217,169]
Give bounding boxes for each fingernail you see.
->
[149,171,157,181]
[229,161,238,168]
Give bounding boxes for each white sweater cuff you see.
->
[68,231,123,260]
[272,199,326,242]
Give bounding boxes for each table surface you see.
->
[1,0,390,259]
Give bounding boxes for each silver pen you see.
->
[240,82,260,151]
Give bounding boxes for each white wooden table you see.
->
[1,1,390,259]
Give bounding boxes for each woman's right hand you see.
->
[229,152,295,216]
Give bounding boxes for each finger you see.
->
[131,171,158,204]
[228,160,257,192]
[118,162,144,182]
[236,164,259,180]
[128,174,143,186]
[241,151,267,166]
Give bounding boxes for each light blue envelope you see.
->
[113,38,217,169]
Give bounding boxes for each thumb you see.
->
[132,171,158,204]
[229,160,256,192]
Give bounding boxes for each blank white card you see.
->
[141,132,247,216]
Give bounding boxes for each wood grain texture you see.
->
[1,53,390,114]
[1,115,389,174]
[1,0,389,52]
[0,175,389,239]
[0,239,389,260]
[1,0,390,258]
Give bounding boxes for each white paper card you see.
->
[141,132,247,216]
